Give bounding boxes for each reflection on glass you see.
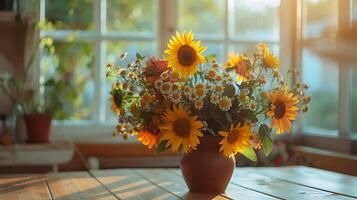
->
[303,0,338,38]
[233,0,280,40]
[302,48,338,131]
[105,41,156,121]
[45,0,93,30]
[107,0,157,33]
[178,0,225,35]
[41,42,94,120]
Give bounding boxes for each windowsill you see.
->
[293,133,357,155]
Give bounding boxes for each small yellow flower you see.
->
[183,85,191,96]
[160,71,170,80]
[171,92,181,103]
[119,68,127,76]
[207,69,216,79]
[239,94,248,102]
[194,88,206,99]
[122,82,129,90]
[210,93,220,104]
[160,82,172,94]
[261,91,268,100]
[194,99,204,110]
[129,85,135,92]
[214,85,224,93]
[218,96,232,111]
[195,83,205,90]
[128,72,135,79]
[172,83,180,91]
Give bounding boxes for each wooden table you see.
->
[0,166,356,200]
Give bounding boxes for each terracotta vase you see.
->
[24,114,52,143]
[180,135,235,193]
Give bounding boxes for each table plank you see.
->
[167,169,279,200]
[232,168,354,200]
[0,175,52,200]
[46,171,115,200]
[91,169,179,200]
[251,166,357,198]
[135,169,229,200]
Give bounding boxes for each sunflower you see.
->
[110,85,125,115]
[159,105,204,153]
[224,53,249,84]
[266,87,299,134]
[258,43,280,69]
[219,124,253,158]
[165,31,206,78]
[137,130,160,149]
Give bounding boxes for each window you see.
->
[41,0,158,123]
[352,0,357,134]
[38,0,285,135]
[177,0,280,63]
[297,0,356,137]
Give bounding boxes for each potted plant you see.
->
[0,21,72,143]
[106,31,311,193]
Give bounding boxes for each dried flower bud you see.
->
[302,106,309,113]
[249,135,262,150]
[107,63,113,68]
[261,91,268,100]
[239,94,248,101]
[212,63,219,68]
[120,52,127,60]
[303,84,309,90]
[123,134,128,140]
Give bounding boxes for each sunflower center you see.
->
[173,118,191,138]
[274,100,286,119]
[113,92,123,108]
[227,130,240,144]
[178,45,197,66]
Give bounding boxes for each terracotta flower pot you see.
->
[24,114,52,143]
[180,135,235,193]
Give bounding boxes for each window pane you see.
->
[229,43,279,56]
[203,42,225,63]
[353,0,357,20]
[41,42,94,120]
[233,0,280,41]
[45,0,93,30]
[303,0,338,38]
[107,0,157,33]
[178,0,225,35]
[352,70,357,134]
[105,41,156,121]
[302,48,338,132]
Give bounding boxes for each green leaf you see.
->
[136,53,145,60]
[205,54,216,62]
[156,140,169,154]
[44,79,55,86]
[241,147,257,161]
[259,124,273,156]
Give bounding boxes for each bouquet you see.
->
[106,31,310,160]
